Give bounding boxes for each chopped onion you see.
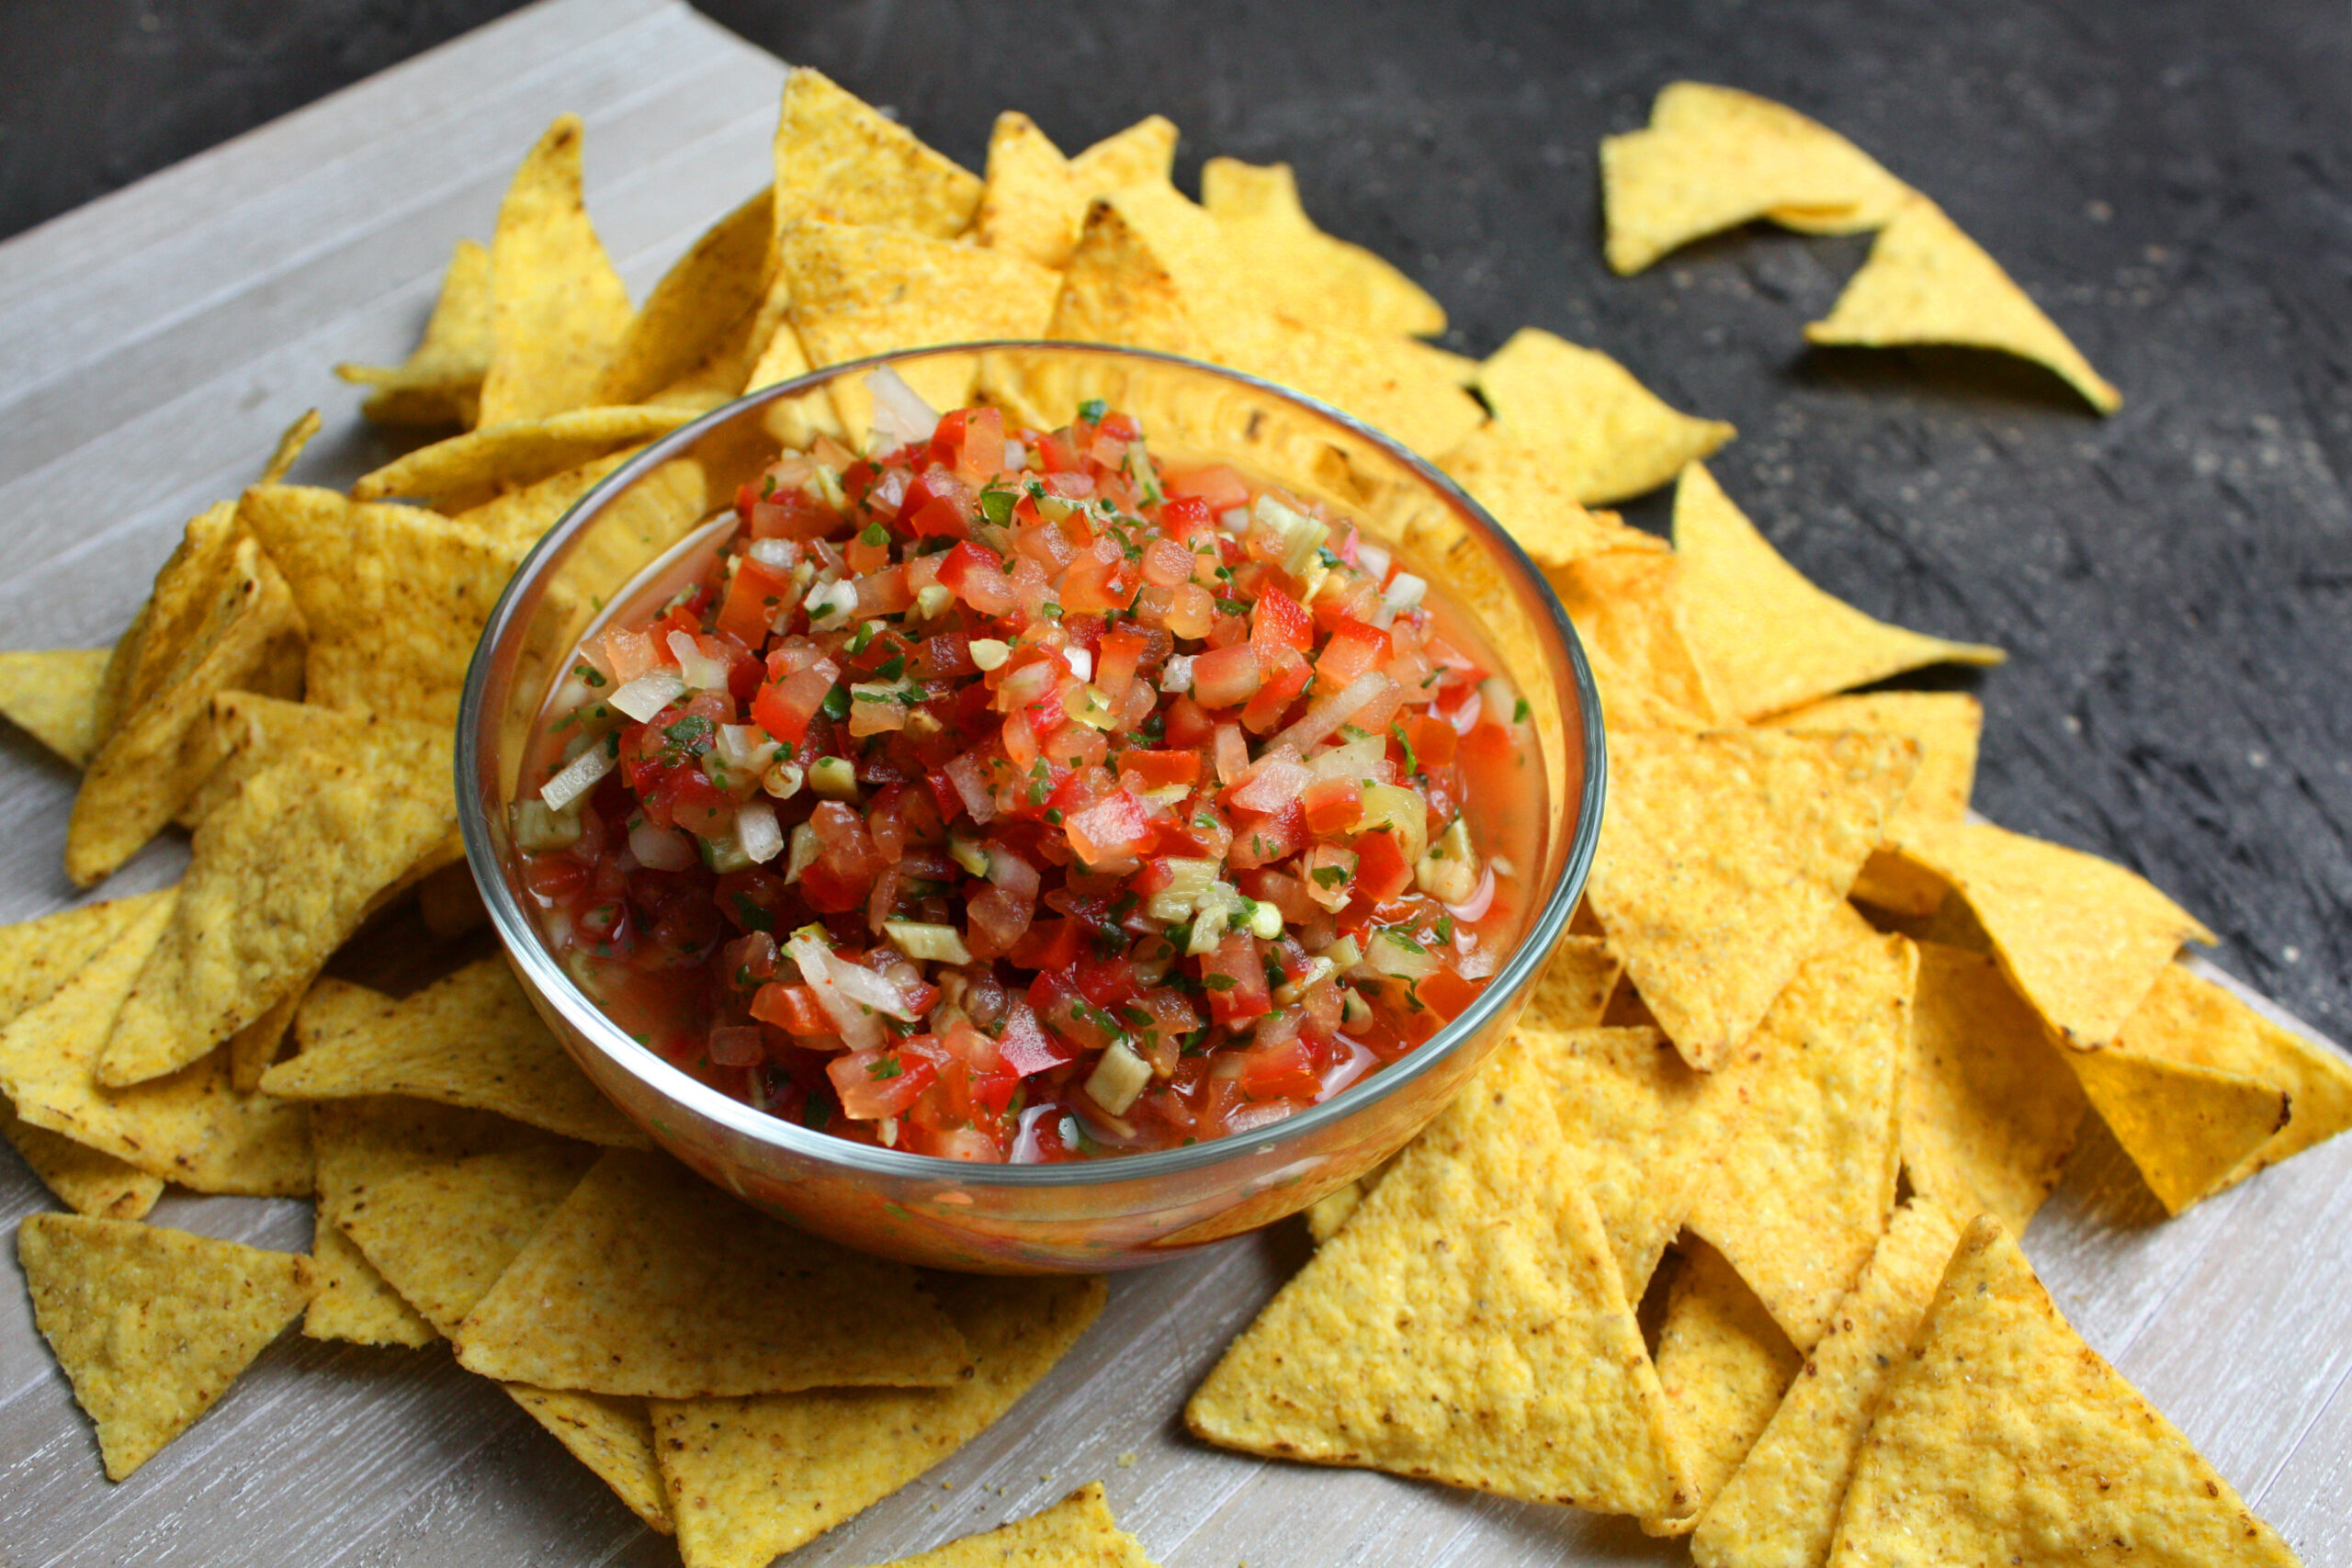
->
[1159,654,1194,693]
[1213,722,1250,786]
[985,845,1041,897]
[540,745,615,812]
[716,724,778,775]
[884,919,975,965]
[943,751,997,825]
[748,536,799,570]
[735,797,784,864]
[1063,646,1093,682]
[1363,928,1442,980]
[1306,732,1385,784]
[1083,1040,1152,1116]
[1231,746,1311,813]
[1002,439,1027,470]
[1381,571,1428,616]
[829,951,924,1022]
[629,818,697,872]
[968,637,1011,671]
[786,928,884,1052]
[513,798,582,852]
[666,630,729,691]
[610,669,687,722]
[1272,671,1396,757]
[865,364,941,446]
[1356,541,1393,581]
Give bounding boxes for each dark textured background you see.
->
[5,0,2347,1038]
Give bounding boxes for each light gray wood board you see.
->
[0,0,2344,1562]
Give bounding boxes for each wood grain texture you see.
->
[0,2,2346,1563]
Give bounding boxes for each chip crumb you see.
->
[1116,1450,1137,1468]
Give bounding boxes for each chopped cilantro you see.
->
[874,653,907,682]
[978,489,1016,526]
[859,521,890,547]
[1392,719,1420,776]
[820,685,851,721]
[1078,397,1109,422]
[1513,696,1531,724]
[1312,864,1348,889]
[865,1056,904,1080]
[1202,973,1238,992]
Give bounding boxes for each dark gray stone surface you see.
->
[5,0,2347,1037]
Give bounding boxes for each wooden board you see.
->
[0,2,2345,1562]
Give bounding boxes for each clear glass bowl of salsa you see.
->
[459,343,1603,1271]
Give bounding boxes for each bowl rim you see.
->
[458,340,1606,1190]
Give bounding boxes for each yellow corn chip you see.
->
[0,891,157,1022]
[1646,1239,1803,1535]
[1475,329,1734,503]
[227,978,306,1094]
[1200,156,1447,338]
[2,1107,163,1220]
[240,485,516,728]
[339,1141,599,1336]
[1069,115,1179,191]
[1766,692,1984,915]
[1688,926,1914,1350]
[1887,818,2214,1051]
[184,691,456,829]
[652,1272,1109,1568]
[0,649,111,768]
[1216,310,1487,457]
[18,1213,313,1481]
[256,407,321,488]
[2150,968,2352,1178]
[1186,1054,1690,1517]
[0,890,312,1195]
[337,237,493,427]
[1549,544,1730,725]
[851,1482,1158,1568]
[479,116,635,425]
[350,404,694,508]
[266,960,649,1148]
[1826,1214,2296,1565]
[971,111,1085,267]
[598,186,775,407]
[773,68,981,239]
[1049,195,1209,358]
[1691,1199,1963,1568]
[454,1148,970,1399]
[99,750,450,1086]
[1901,943,2086,1235]
[305,1224,435,1348]
[1807,194,2122,415]
[1438,423,1673,569]
[742,299,818,396]
[1587,726,1917,1069]
[510,1386,673,1533]
[452,446,639,558]
[1600,83,1910,276]
[1673,464,2004,720]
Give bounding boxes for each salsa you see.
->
[516,380,1539,1162]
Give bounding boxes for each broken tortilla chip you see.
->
[1475,329,1734,503]
[1673,464,2004,720]
[1549,544,1729,726]
[350,404,694,508]
[599,186,775,408]
[266,960,649,1148]
[0,891,159,1023]
[1601,82,1910,276]
[1587,726,1917,1069]
[854,1483,1158,1568]
[0,649,111,768]
[1807,194,2122,414]
[773,68,981,239]
[1439,423,1673,570]
[479,115,636,425]
[18,1213,313,1481]
[1646,1239,1803,1535]
[1200,155,1446,338]
[3,1108,163,1220]
[1766,692,1984,915]
[651,1272,1108,1568]
[511,1387,673,1533]
[453,1148,970,1399]
[1901,942,2086,1235]
[256,407,321,487]
[1826,1214,2296,1566]
[337,237,492,427]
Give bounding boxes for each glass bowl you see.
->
[458,342,1604,1272]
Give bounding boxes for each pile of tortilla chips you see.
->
[0,62,2335,1568]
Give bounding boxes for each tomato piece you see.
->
[1202,931,1273,1026]
[1250,586,1313,658]
[1415,967,1479,1021]
[1115,749,1200,793]
[831,1048,937,1120]
[1164,463,1250,511]
[1239,647,1312,733]
[1231,1034,1320,1101]
[1404,712,1458,771]
[1313,616,1389,692]
[1352,829,1415,902]
[1302,776,1363,836]
[1064,788,1159,868]
[995,997,1074,1077]
[1191,642,1261,709]
[935,540,1015,615]
[750,981,832,1036]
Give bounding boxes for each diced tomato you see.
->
[831,1048,937,1120]
[1314,616,1388,692]
[715,557,792,646]
[1064,789,1159,868]
[1250,587,1314,658]
[750,982,832,1036]
[936,541,1015,615]
[1230,1033,1320,1101]
[996,997,1074,1077]
[1191,642,1261,709]
[1352,829,1415,902]
[1202,931,1272,1026]
[1404,712,1457,771]
[1415,967,1479,1021]
[931,406,1004,485]
[1115,749,1200,793]
[1239,647,1312,733]
[1302,776,1363,835]
[1165,464,1250,512]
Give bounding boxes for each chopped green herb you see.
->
[820,685,851,721]
[1513,696,1531,724]
[1202,973,1238,992]
[865,1056,904,1081]
[859,522,890,547]
[1078,397,1109,422]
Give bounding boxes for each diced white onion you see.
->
[1356,541,1393,581]
[1002,439,1028,470]
[1364,928,1442,980]
[540,745,615,812]
[1381,572,1428,615]
[803,577,858,624]
[1084,1040,1152,1116]
[1272,671,1396,757]
[1160,654,1193,693]
[716,724,778,774]
[629,819,698,872]
[735,797,784,864]
[748,536,798,569]
[513,798,582,852]
[884,919,975,965]
[1063,646,1092,682]
[1306,732,1385,784]
[967,637,1011,671]
[865,364,941,446]
[610,670,687,722]
[785,928,883,1052]
[826,950,923,1021]
[666,630,730,692]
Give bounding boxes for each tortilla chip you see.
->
[598,186,775,407]
[304,1223,436,1348]
[1049,194,1210,357]
[256,407,321,488]
[413,861,489,940]
[652,1272,1109,1568]
[350,404,693,508]
[970,111,1085,267]
[1673,465,2004,720]
[743,302,819,397]
[1218,310,1487,457]
[1199,156,1447,337]
[855,1483,1157,1568]
[339,1140,598,1336]
[1600,83,1910,276]
[1438,423,1673,570]
[18,1213,313,1481]
[452,446,639,558]
[0,890,312,1195]
[1886,818,2214,1052]
[184,691,456,829]
[773,68,981,239]
[1646,1240,1803,1535]
[1549,545,1730,725]
[479,116,636,425]
[2,1107,162,1220]
[240,485,515,727]
[266,960,648,1148]
[0,649,111,767]
[511,1387,673,1533]
[1069,115,1179,191]
[1186,1052,1690,1516]
[0,892,158,1023]
[1690,1199,1962,1568]
[226,981,305,1094]
[1473,329,1734,503]
[1687,926,1913,1350]
[1587,726,1917,1069]
[453,1148,970,1399]
[98,750,450,1086]
[1763,692,1980,837]
[337,238,493,427]
[1807,194,2122,414]
[1827,1214,2295,1565]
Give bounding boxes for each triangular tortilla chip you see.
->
[2,1107,163,1220]
[969,111,1085,268]
[1901,942,2086,1235]
[453,1148,970,1399]
[305,1224,435,1348]
[1587,727,1917,1068]
[1687,924,1914,1350]
[1068,115,1179,191]
[598,186,775,407]
[1645,1239,1803,1536]
[337,237,492,427]
[1186,1049,1690,1516]
[1199,155,1446,338]
[0,893,158,1022]
[1216,310,1487,457]
[256,407,321,487]
[479,115,636,425]
[1886,818,2214,1051]
[350,404,695,507]
[1600,83,1910,276]
[652,1272,1108,1568]
[452,446,639,558]
[98,750,450,1086]
[1673,464,2004,720]
[181,691,456,827]
[18,1213,313,1480]
[773,68,981,239]
[510,1387,673,1533]
[1549,545,1729,726]
[1439,423,1674,569]
[240,485,516,728]
[266,960,649,1148]
[226,977,306,1094]
[1691,1199,1963,1568]
[1474,329,1734,503]
[1826,1215,2296,1565]
[0,649,110,767]
[1766,692,1984,915]
[1806,194,2122,414]
[861,1483,1158,1568]
[0,889,312,1195]
[1048,193,1210,357]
